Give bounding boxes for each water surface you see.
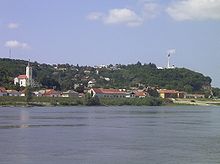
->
[0,106,220,164]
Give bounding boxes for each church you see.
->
[14,61,33,87]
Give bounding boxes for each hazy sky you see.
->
[0,0,220,87]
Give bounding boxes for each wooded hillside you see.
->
[0,58,212,93]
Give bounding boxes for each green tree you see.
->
[184,84,193,93]
[85,94,100,106]
[147,88,159,97]
[40,77,61,90]
[25,86,33,103]
[75,85,84,93]
[212,87,220,98]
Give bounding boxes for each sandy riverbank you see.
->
[173,99,220,106]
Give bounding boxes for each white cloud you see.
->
[87,2,160,27]
[167,0,220,21]
[87,8,143,27]
[87,12,104,21]
[5,40,30,49]
[8,23,19,29]
[104,8,143,26]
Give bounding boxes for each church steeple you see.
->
[26,60,32,86]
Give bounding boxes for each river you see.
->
[0,106,220,164]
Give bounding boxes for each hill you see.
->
[0,58,212,93]
[97,63,211,93]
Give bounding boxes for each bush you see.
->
[100,97,162,106]
[85,95,101,106]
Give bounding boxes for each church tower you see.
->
[26,60,32,86]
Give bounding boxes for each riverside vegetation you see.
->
[0,96,163,107]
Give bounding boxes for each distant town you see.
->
[1,57,219,106]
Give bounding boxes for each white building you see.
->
[88,88,127,98]
[14,61,33,87]
[14,75,28,87]
[88,80,96,88]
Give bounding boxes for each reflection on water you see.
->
[0,106,220,164]
[0,124,88,129]
[20,110,30,122]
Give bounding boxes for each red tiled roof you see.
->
[17,75,28,79]
[44,89,55,95]
[43,89,60,96]
[6,90,19,94]
[159,89,178,94]
[0,87,7,93]
[135,91,146,97]
[92,88,126,94]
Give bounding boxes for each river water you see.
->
[0,106,220,164]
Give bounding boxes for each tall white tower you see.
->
[167,49,176,69]
[26,60,32,86]
[167,53,171,69]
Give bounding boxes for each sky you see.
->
[0,0,220,87]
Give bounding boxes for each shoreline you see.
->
[173,98,220,106]
[0,99,220,107]
[0,96,220,107]
[0,96,163,107]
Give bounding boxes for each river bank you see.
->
[1,96,220,107]
[173,98,220,106]
[0,96,163,107]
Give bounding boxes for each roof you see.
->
[43,89,61,96]
[135,91,146,97]
[62,90,79,94]
[88,80,96,84]
[0,87,7,93]
[17,75,28,79]
[92,88,126,95]
[159,89,179,94]
[7,90,19,94]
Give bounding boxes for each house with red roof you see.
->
[130,91,149,98]
[159,89,185,99]
[14,75,28,87]
[89,88,127,98]
[0,87,7,96]
[42,89,61,97]
[6,90,20,96]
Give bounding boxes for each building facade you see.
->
[159,89,185,99]
[89,88,127,98]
